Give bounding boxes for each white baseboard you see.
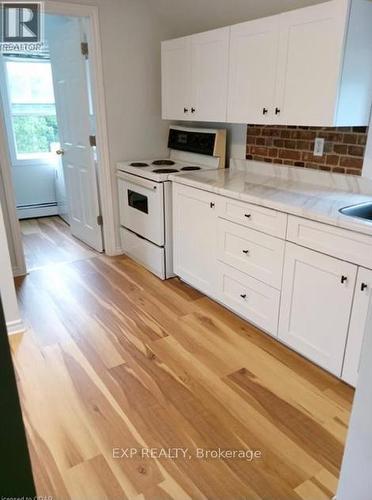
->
[17,204,59,219]
[6,318,26,335]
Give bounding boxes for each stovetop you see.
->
[117,158,216,182]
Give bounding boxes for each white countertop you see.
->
[169,160,372,237]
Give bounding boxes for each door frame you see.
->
[0,1,116,276]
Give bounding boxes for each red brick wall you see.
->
[246,125,368,175]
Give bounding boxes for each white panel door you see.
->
[191,27,229,122]
[279,242,357,376]
[342,268,372,387]
[173,184,218,296]
[275,0,349,126]
[161,36,192,120]
[48,17,103,251]
[227,16,280,124]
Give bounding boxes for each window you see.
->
[3,58,59,162]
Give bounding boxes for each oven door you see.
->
[118,172,164,246]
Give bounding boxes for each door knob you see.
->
[191,107,196,113]
[275,107,281,115]
[56,149,65,155]
[341,275,348,284]
[361,282,368,291]
[262,107,268,115]
[183,107,188,113]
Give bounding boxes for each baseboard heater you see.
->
[17,202,59,220]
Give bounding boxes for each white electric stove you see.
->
[117,126,226,279]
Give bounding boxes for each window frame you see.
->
[0,55,59,167]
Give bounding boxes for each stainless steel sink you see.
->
[339,202,372,221]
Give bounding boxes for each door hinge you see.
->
[81,42,89,58]
[97,215,103,226]
[89,135,96,147]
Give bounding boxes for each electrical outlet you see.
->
[313,137,325,157]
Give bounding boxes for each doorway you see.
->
[0,8,109,274]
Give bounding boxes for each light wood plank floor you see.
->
[20,216,95,271]
[11,250,354,499]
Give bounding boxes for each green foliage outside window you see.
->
[13,115,59,154]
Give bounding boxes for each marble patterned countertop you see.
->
[169,160,372,237]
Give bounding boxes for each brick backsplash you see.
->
[246,125,368,175]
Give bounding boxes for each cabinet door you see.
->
[227,16,279,124]
[342,268,372,387]
[161,37,192,120]
[275,0,349,126]
[279,243,357,376]
[191,27,229,122]
[173,183,218,296]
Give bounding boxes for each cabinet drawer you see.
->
[218,197,287,238]
[287,215,372,269]
[217,262,280,336]
[120,227,165,279]
[217,218,285,289]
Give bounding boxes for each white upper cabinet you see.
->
[162,0,372,126]
[191,27,230,122]
[161,37,192,121]
[161,27,229,122]
[275,0,349,126]
[227,16,280,124]
[228,0,372,126]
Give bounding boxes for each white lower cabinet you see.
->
[173,183,218,296]
[342,268,372,387]
[217,262,280,336]
[278,242,357,376]
[172,183,372,384]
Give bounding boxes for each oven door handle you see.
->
[117,171,158,191]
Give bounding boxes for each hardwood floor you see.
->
[11,252,354,499]
[20,217,95,271]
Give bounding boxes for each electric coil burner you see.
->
[152,168,179,173]
[152,160,175,166]
[180,166,201,171]
[130,162,149,167]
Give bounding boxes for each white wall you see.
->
[0,202,23,334]
[11,162,57,208]
[147,0,328,37]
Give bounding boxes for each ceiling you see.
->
[145,0,328,37]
